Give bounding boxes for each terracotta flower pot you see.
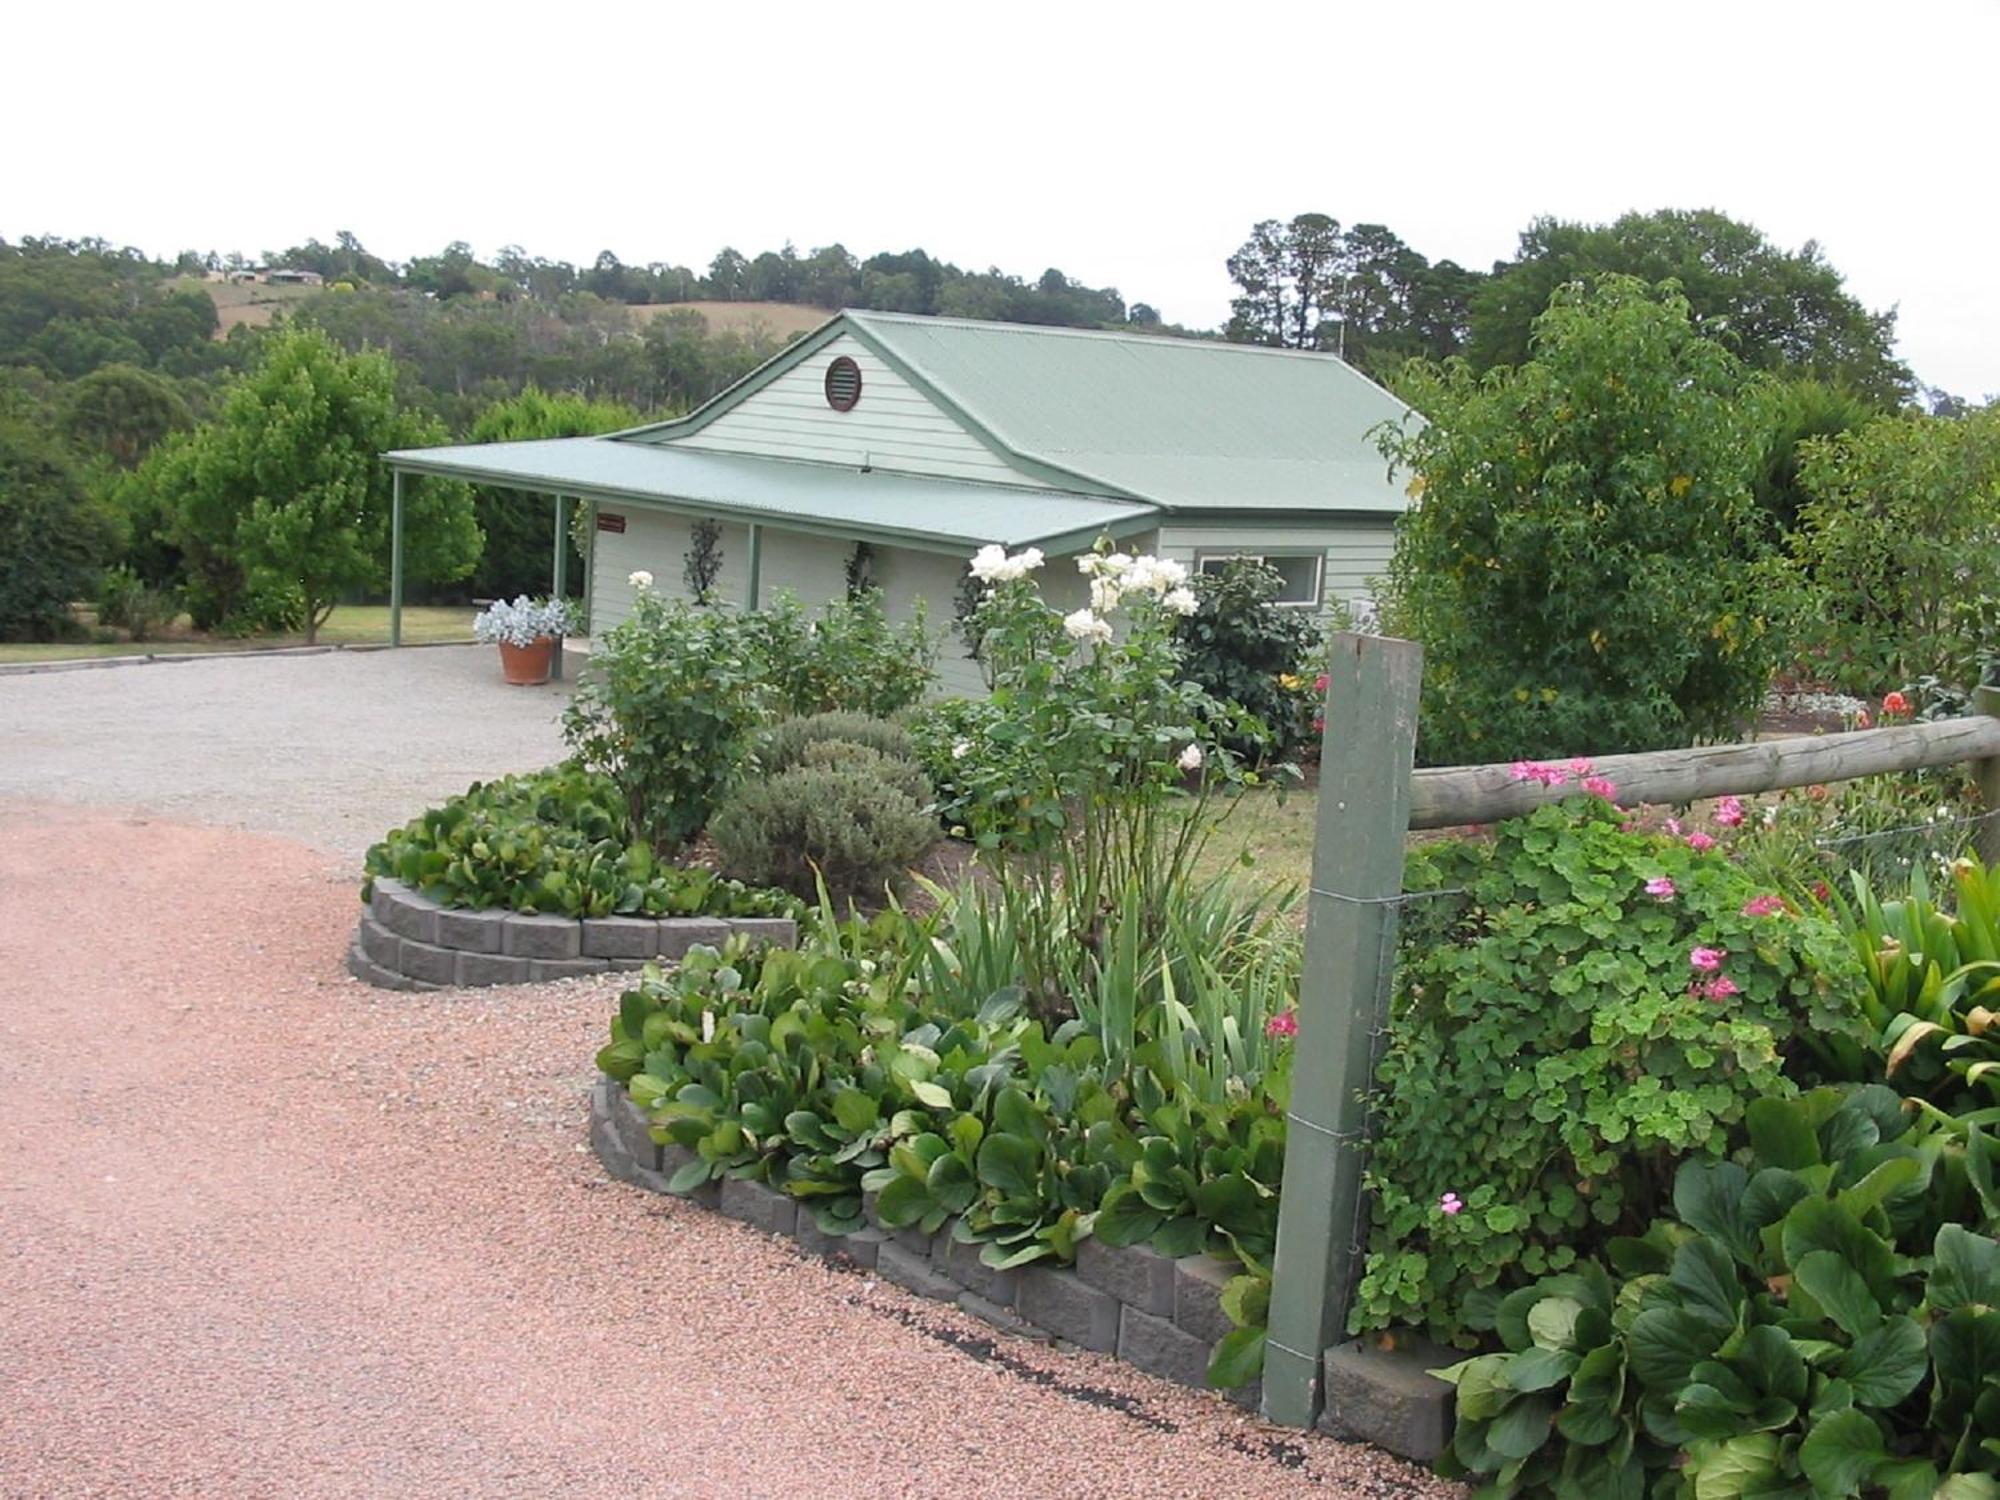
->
[497,635,556,686]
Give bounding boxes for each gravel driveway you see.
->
[0,646,571,861]
[0,652,1451,1498]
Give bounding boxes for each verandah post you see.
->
[389,469,404,648]
[1262,632,1424,1428]
[551,494,568,682]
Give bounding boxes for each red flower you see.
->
[1313,673,1329,694]
[1265,1011,1299,1040]
[1811,880,1833,903]
[1883,690,1911,717]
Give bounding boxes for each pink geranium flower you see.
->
[1265,1011,1298,1040]
[1581,775,1617,800]
[1645,877,1676,900]
[1714,796,1745,828]
[1689,946,1725,972]
[1439,1192,1463,1216]
[1741,894,1785,918]
[1686,831,1717,852]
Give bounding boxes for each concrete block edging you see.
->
[348,877,798,990]
[585,1076,1451,1464]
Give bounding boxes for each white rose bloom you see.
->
[1103,553,1133,575]
[1163,587,1198,616]
[1154,557,1188,588]
[627,569,654,590]
[1015,547,1045,575]
[951,738,971,760]
[1089,577,1124,613]
[968,544,1010,583]
[1177,743,1205,771]
[1062,608,1113,644]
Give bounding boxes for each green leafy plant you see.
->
[1380,276,1791,763]
[1436,1085,2000,1497]
[1354,793,1868,1343]
[561,583,768,850]
[708,760,938,903]
[593,892,1295,1386]
[745,589,939,718]
[361,764,800,919]
[1171,557,1324,764]
[762,711,920,775]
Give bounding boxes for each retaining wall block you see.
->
[717,1177,799,1237]
[658,1145,722,1207]
[1017,1265,1121,1352]
[588,1083,675,1194]
[358,915,401,969]
[657,918,730,959]
[368,877,410,929]
[1173,1254,1241,1346]
[876,1241,960,1303]
[435,908,507,954]
[795,1218,888,1269]
[1077,1236,1178,1317]
[456,951,531,988]
[1319,1338,1455,1465]
[502,913,582,959]
[396,937,459,986]
[936,1233,1019,1308]
[607,1083,662,1174]
[1117,1307,1214,1389]
[346,940,412,991]
[378,884,441,945]
[582,916,660,959]
[528,957,609,982]
[728,917,798,949]
[958,1291,1052,1343]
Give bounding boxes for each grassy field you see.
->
[0,605,478,664]
[628,300,831,339]
[170,276,319,337]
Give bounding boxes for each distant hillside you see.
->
[629,301,831,339]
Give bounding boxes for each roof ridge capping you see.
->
[844,307,1398,368]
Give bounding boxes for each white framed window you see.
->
[1195,551,1324,608]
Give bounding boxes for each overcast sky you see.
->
[9,0,1994,397]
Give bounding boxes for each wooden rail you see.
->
[1406,716,2000,830]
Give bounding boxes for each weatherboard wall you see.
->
[650,334,1061,491]
[1155,518,1397,619]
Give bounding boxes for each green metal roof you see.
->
[627,310,1418,515]
[381,437,1157,553]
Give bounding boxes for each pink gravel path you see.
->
[0,804,1457,1499]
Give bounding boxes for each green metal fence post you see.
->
[389,469,404,648]
[1262,632,1424,1428]
[551,494,568,681]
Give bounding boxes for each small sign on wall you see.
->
[596,512,627,534]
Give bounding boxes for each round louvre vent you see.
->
[824,355,862,412]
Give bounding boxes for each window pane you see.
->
[1268,554,1319,604]
[1198,556,1235,576]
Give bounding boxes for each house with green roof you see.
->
[383,309,1416,694]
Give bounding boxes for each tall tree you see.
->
[1383,277,1786,763]
[0,415,119,640]
[62,363,191,466]
[465,386,641,599]
[1225,214,1480,369]
[157,328,479,642]
[1469,209,1912,405]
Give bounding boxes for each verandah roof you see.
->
[381,436,1159,554]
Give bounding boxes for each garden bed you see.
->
[585,1074,1454,1456]
[350,876,798,990]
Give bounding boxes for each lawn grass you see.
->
[1190,782,1320,895]
[0,605,477,664]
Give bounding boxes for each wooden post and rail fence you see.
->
[1261,636,2000,1429]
